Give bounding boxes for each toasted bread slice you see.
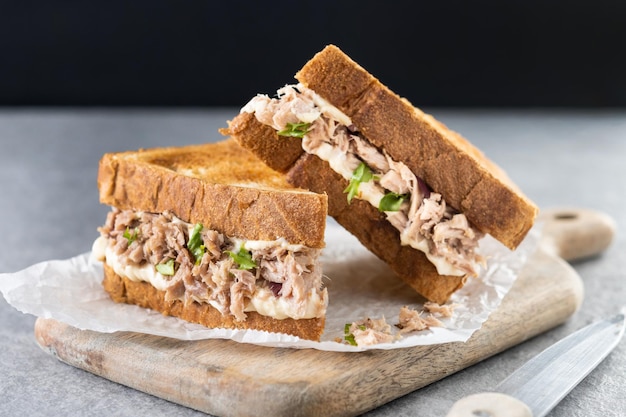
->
[98,138,327,248]
[224,111,304,173]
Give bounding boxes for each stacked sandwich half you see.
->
[223,45,538,304]
[94,45,538,342]
[93,139,329,341]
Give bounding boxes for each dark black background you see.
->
[2,1,625,107]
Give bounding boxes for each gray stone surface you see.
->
[1,109,624,416]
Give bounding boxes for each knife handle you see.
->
[445,392,533,417]
[539,207,615,262]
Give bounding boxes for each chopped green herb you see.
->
[344,162,375,203]
[277,122,311,138]
[379,192,409,212]
[344,333,357,346]
[123,227,139,244]
[343,323,366,346]
[226,248,257,270]
[344,323,357,346]
[156,259,175,276]
[188,223,206,265]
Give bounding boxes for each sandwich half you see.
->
[92,138,328,341]
[222,44,538,304]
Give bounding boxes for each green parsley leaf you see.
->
[344,162,375,203]
[343,323,357,346]
[379,192,409,212]
[226,248,258,270]
[277,122,311,138]
[343,323,367,346]
[123,227,139,244]
[155,259,175,276]
[188,223,206,265]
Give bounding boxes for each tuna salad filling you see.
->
[242,84,484,276]
[93,208,328,321]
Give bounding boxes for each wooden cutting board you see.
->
[34,208,615,417]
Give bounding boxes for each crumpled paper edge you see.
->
[0,223,539,352]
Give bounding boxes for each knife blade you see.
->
[446,311,625,417]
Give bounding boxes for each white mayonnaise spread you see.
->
[399,233,463,276]
[230,236,306,253]
[244,287,327,320]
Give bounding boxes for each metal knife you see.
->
[446,311,625,417]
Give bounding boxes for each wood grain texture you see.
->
[33,209,614,417]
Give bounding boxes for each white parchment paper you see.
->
[0,222,538,351]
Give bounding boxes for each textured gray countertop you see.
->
[1,108,625,416]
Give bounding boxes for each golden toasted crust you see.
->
[288,154,464,303]
[98,138,327,248]
[219,112,304,173]
[102,264,325,341]
[295,45,538,249]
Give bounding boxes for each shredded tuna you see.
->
[352,328,394,346]
[379,170,407,195]
[397,306,430,333]
[243,84,485,277]
[353,136,389,172]
[344,302,455,346]
[201,229,224,260]
[98,208,326,321]
[422,314,444,328]
[196,256,234,315]
[397,306,444,334]
[423,301,456,318]
[229,269,257,321]
[348,317,395,346]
